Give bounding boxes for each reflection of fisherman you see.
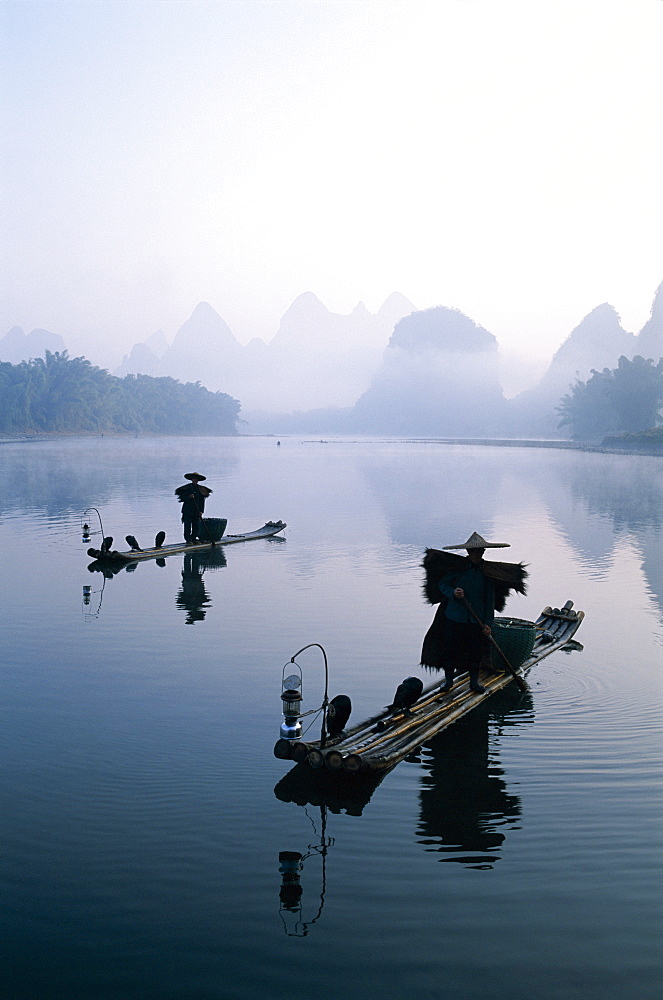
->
[418,692,528,866]
[175,473,212,544]
[176,552,210,624]
[421,531,527,695]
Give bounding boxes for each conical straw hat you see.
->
[442,531,510,550]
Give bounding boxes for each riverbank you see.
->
[2,431,660,455]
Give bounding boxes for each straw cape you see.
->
[420,541,528,670]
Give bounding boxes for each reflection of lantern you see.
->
[278,851,303,910]
[277,805,331,937]
[280,671,303,740]
[82,585,92,605]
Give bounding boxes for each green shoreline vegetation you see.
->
[1,351,661,453]
[0,352,241,436]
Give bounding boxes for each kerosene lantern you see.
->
[280,668,303,741]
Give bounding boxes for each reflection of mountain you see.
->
[541,452,663,615]
[359,442,663,615]
[358,447,507,550]
[417,688,534,868]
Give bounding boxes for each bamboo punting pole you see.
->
[359,612,584,771]
[365,699,483,770]
[461,596,528,692]
[275,603,584,772]
[333,683,485,770]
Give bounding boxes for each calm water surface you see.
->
[1,436,661,1000]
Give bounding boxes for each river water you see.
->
[1,436,661,1000]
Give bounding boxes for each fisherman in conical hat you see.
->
[175,473,213,544]
[420,531,527,695]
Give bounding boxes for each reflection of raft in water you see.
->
[274,601,584,775]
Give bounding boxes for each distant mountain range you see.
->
[114,292,416,413]
[508,295,661,436]
[2,282,661,437]
[0,325,67,364]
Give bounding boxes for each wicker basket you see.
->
[491,617,536,669]
[201,517,227,541]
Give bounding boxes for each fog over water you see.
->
[2,436,661,1000]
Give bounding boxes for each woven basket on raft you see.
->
[201,517,227,541]
[491,617,536,669]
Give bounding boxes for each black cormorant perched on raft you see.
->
[326,694,352,737]
[387,676,424,715]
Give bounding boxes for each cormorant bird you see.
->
[125,535,143,551]
[154,531,166,549]
[326,694,352,736]
[387,676,423,715]
[100,536,113,555]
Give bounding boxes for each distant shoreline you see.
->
[2,431,660,456]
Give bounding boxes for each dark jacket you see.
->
[420,548,528,669]
[175,482,212,520]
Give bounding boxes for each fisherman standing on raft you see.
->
[175,473,213,544]
[420,531,527,694]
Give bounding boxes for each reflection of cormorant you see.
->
[416,687,534,868]
[175,548,227,624]
[87,558,134,578]
[274,763,389,817]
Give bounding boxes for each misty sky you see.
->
[2,0,662,371]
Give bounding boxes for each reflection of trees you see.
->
[416,687,534,869]
[544,453,663,612]
[361,443,663,612]
[175,548,227,625]
[558,454,662,534]
[0,438,240,521]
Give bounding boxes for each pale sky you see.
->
[2,0,662,371]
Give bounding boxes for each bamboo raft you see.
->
[87,520,286,565]
[274,601,584,775]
